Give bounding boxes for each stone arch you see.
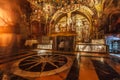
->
[49,4,96,35]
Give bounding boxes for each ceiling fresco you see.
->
[26,0,120,35]
[1,0,119,36]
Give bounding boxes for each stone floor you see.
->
[0,49,120,80]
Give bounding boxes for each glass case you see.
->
[105,35,120,53]
[37,44,52,50]
[75,44,107,53]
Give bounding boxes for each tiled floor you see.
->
[0,49,120,80]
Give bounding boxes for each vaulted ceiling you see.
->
[26,0,120,34]
[0,0,119,34]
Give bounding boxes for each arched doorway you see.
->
[49,4,95,51]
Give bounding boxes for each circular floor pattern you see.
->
[19,55,67,72]
[12,53,73,77]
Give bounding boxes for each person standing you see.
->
[58,39,65,51]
